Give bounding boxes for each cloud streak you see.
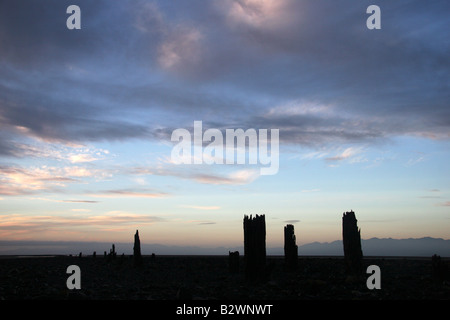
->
[131,164,260,186]
[92,189,170,199]
[0,164,113,196]
[0,211,164,237]
[0,165,77,195]
[437,201,450,207]
[180,205,221,211]
[325,147,364,163]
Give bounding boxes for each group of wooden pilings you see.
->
[100,230,143,266]
[228,214,268,279]
[231,211,364,281]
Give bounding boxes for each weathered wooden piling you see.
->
[133,229,143,266]
[342,210,363,275]
[107,244,116,262]
[284,224,298,269]
[243,214,266,281]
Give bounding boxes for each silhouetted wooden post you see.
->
[107,244,116,262]
[284,224,298,269]
[133,229,143,266]
[229,251,240,274]
[243,214,266,281]
[342,210,363,275]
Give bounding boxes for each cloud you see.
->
[0,83,154,144]
[295,146,367,166]
[158,25,204,71]
[0,211,164,236]
[0,122,111,163]
[284,219,300,224]
[239,104,389,148]
[296,151,328,161]
[92,189,170,199]
[191,169,260,185]
[62,200,100,204]
[131,164,260,186]
[68,154,99,164]
[437,201,450,207]
[325,147,363,162]
[419,196,441,199]
[133,0,207,77]
[181,219,217,225]
[0,165,77,195]
[0,164,112,196]
[28,198,100,204]
[220,0,293,30]
[0,0,131,69]
[405,152,426,167]
[133,1,165,33]
[180,205,221,211]
[0,0,448,171]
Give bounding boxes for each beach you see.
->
[0,255,448,300]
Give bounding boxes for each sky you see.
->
[0,0,449,251]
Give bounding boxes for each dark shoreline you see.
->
[0,255,448,300]
[1,254,448,260]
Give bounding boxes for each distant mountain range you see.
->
[294,237,450,257]
[0,237,448,257]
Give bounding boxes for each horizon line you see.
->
[1,236,448,246]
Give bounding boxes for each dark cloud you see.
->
[0,0,448,157]
[0,0,132,68]
[0,81,154,144]
[0,136,17,157]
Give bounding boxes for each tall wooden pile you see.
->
[342,210,363,275]
[284,224,298,269]
[133,229,143,266]
[243,214,266,281]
